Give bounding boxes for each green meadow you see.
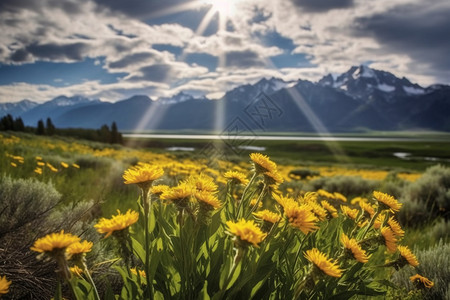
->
[1,131,449,299]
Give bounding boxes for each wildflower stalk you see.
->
[246,183,267,219]
[141,188,154,299]
[220,246,246,298]
[360,209,381,240]
[80,262,101,300]
[236,172,257,219]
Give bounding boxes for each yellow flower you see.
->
[195,191,221,210]
[226,219,267,248]
[305,201,327,221]
[263,170,284,185]
[380,227,397,253]
[123,163,164,187]
[373,191,402,212]
[61,162,69,168]
[10,162,17,167]
[250,198,263,209]
[72,163,80,169]
[373,212,387,229]
[304,248,343,278]
[341,233,370,263]
[334,192,347,202]
[94,209,139,238]
[398,245,419,267]
[34,167,43,175]
[190,174,217,192]
[70,265,84,277]
[410,274,434,288]
[224,171,249,185]
[160,183,193,205]
[130,267,146,278]
[388,217,405,238]
[37,161,45,166]
[0,275,11,295]
[284,202,319,234]
[340,205,359,220]
[317,189,335,200]
[250,153,277,174]
[253,209,281,224]
[273,193,296,208]
[150,184,170,196]
[359,201,375,217]
[35,156,43,160]
[30,230,80,253]
[67,240,93,256]
[321,200,338,218]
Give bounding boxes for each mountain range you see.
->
[1,65,449,132]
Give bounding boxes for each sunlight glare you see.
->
[203,0,239,17]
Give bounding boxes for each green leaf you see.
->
[198,281,210,300]
[131,237,146,265]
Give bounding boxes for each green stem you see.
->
[360,209,381,240]
[81,262,101,300]
[142,188,154,299]
[220,247,245,299]
[236,172,257,220]
[245,183,267,219]
[293,233,309,274]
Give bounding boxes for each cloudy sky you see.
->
[0,0,449,103]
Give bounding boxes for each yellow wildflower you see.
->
[253,209,281,224]
[160,182,193,206]
[195,191,221,210]
[123,163,164,188]
[70,265,84,277]
[67,240,93,256]
[130,267,146,278]
[304,248,343,278]
[380,227,397,253]
[30,230,80,253]
[61,162,69,168]
[410,274,434,289]
[34,167,43,175]
[190,174,217,192]
[150,184,170,196]
[94,209,139,238]
[35,156,43,160]
[373,191,402,212]
[10,162,17,167]
[284,202,319,234]
[263,170,284,185]
[250,153,277,174]
[224,171,249,185]
[226,219,267,248]
[341,233,370,263]
[341,205,359,220]
[398,245,419,267]
[321,200,338,218]
[0,275,11,295]
[37,161,45,167]
[359,201,375,218]
[72,163,80,169]
[334,192,347,202]
[388,217,405,238]
[374,212,387,229]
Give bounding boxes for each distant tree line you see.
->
[0,114,122,144]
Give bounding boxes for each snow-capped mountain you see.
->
[1,66,449,132]
[319,65,426,102]
[223,77,291,103]
[0,99,38,117]
[157,92,203,105]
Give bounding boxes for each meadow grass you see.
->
[1,131,449,299]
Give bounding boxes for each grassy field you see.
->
[1,131,449,299]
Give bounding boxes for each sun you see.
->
[202,0,239,18]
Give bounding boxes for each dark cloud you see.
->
[0,0,86,14]
[353,2,450,71]
[108,52,158,69]
[10,48,32,62]
[22,42,89,62]
[128,64,173,82]
[290,0,354,12]
[93,0,193,18]
[225,50,265,68]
